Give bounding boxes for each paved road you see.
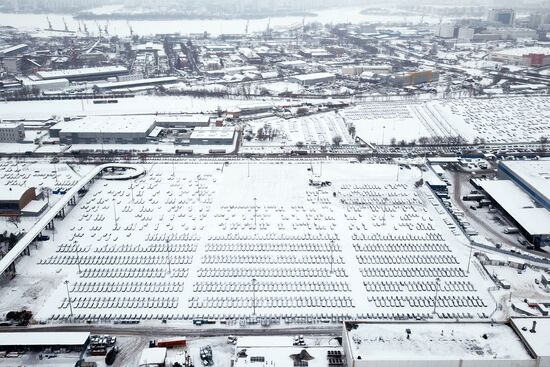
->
[0,324,341,337]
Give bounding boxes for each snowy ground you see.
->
[0,160,498,324]
[243,112,354,148]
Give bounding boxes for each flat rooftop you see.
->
[477,179,550,235]
[345,322,533,361]
[511,318,550,358]
[51,115,155,135]
[500,160,550,206]
[0,332,89,346]
[291,72,336,81]
[36,66,128,80]
[190,126,236,140]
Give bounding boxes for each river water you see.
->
[0,7,440,37]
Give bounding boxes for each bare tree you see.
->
[7,215,20,229]
[332,135,343,146]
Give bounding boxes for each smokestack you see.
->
[530,321,537,333]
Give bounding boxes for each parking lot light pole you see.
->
[112,198,118,228]
[254,197,257,230]
[64,280,74,318]
[75,243,81,274]
[467,245,473,274]
[330,239,334,275]
[166,239,171,275]
[433,277,441,314]
[252,278,257,316]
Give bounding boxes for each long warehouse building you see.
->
[35,66,129,82]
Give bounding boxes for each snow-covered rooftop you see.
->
[493,47,550,57]
[139,347,167,365]
[345,322,533,361]
[51,115,155,134]
[477,179,550,236]
[0,186,34,202]
[500,160,550,207]
[36,66,128,80]
[511,318,550,358]
[0,332,89,346]
[190,126,236,140]
[291,72,336,81]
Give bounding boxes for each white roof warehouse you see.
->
[0,332,90,352]
[50,116,156,144]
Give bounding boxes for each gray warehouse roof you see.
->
[36,66,128,80]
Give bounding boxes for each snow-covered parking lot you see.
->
[1,160,496,324]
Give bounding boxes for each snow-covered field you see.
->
[243,112,353,148]
[0,160,497,323]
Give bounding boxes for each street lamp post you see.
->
[330,239,334,275]
[64,280,74,318]
[166,239,171,275]
[253,197,257,230]
[467,245,473,274]
[252,278,257,316]
[75,243,81,274]
[433,277,441,315]
[112,198,118,228]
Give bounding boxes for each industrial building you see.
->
[289,72,336,86]
[35,66,129,82]
[0,122,25,142]
[0,44,28,57]
[0,332,90,352]
[138,347,167,367]
[387,69,440,87]
[490,47,550,67]
[22,78,70,92]
[342,319,550,367]
[155,115,212,129]
[498,160,550,211]
[473,160,550,248]
[49,116,156,144]
[342,65,392,76]
[476,179,550,248]
[0,186,37,216]
[189,126,236,145]
[93,76,178,92]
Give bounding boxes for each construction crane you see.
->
[83,22,89,36]
[104,21,109,36]
[63,17,68,32]
[127,21,133,37]
[46,17,53,31]
[245,19,249,34]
